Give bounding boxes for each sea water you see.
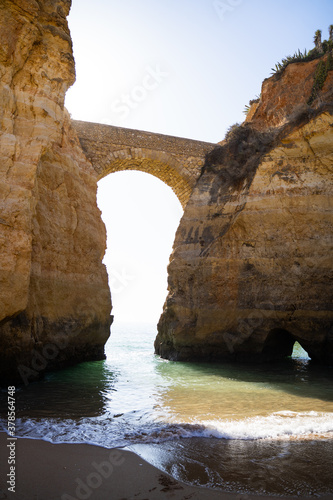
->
[1,321,333,496]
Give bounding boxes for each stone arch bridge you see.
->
[72,120,216,208]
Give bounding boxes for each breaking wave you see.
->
[2,410,332,449]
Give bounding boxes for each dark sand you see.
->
[1,433,333,500]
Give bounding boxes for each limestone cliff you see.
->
[0,0,112,383]
[155,55,333,364]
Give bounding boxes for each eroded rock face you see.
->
[155,58,333,364]
[0,0,112,383]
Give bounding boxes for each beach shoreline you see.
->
[1,433,333,500]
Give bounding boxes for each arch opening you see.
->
[291,341,311,360]
[98,153,193,209]
[262,328,295,360]
[97,170,183,325]
[262,328,311,362]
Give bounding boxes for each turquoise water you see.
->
[1,322,333,496]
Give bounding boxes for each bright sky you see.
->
[65,0,332,324]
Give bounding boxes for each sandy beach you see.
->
[2,431,324,500]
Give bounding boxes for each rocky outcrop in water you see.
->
[1,1,332,383]
[155,55,333,364]
[0,0,112,383]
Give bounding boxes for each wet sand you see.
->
[130,436,333,498]
[0,432,320,500]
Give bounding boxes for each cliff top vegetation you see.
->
[271,25,333,75]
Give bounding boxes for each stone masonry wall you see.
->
[72,120,216,208]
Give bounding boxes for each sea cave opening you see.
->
[262,328,311,362]
[292,341,311,360]
[97,170,183,327]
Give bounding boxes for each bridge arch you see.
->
[97,147,193,208]
[72,120,216,209]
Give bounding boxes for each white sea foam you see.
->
[198,411,333,441]
[141,411,333,443]
[3,410,332,448]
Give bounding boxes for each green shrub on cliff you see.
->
[271,48,311,74]
[271,26,333,76]
[308,50,333,104]
[243,95,261,115]
[225,122,242,140]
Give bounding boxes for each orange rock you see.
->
[156,56,333,365]
[0,0,111,383]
